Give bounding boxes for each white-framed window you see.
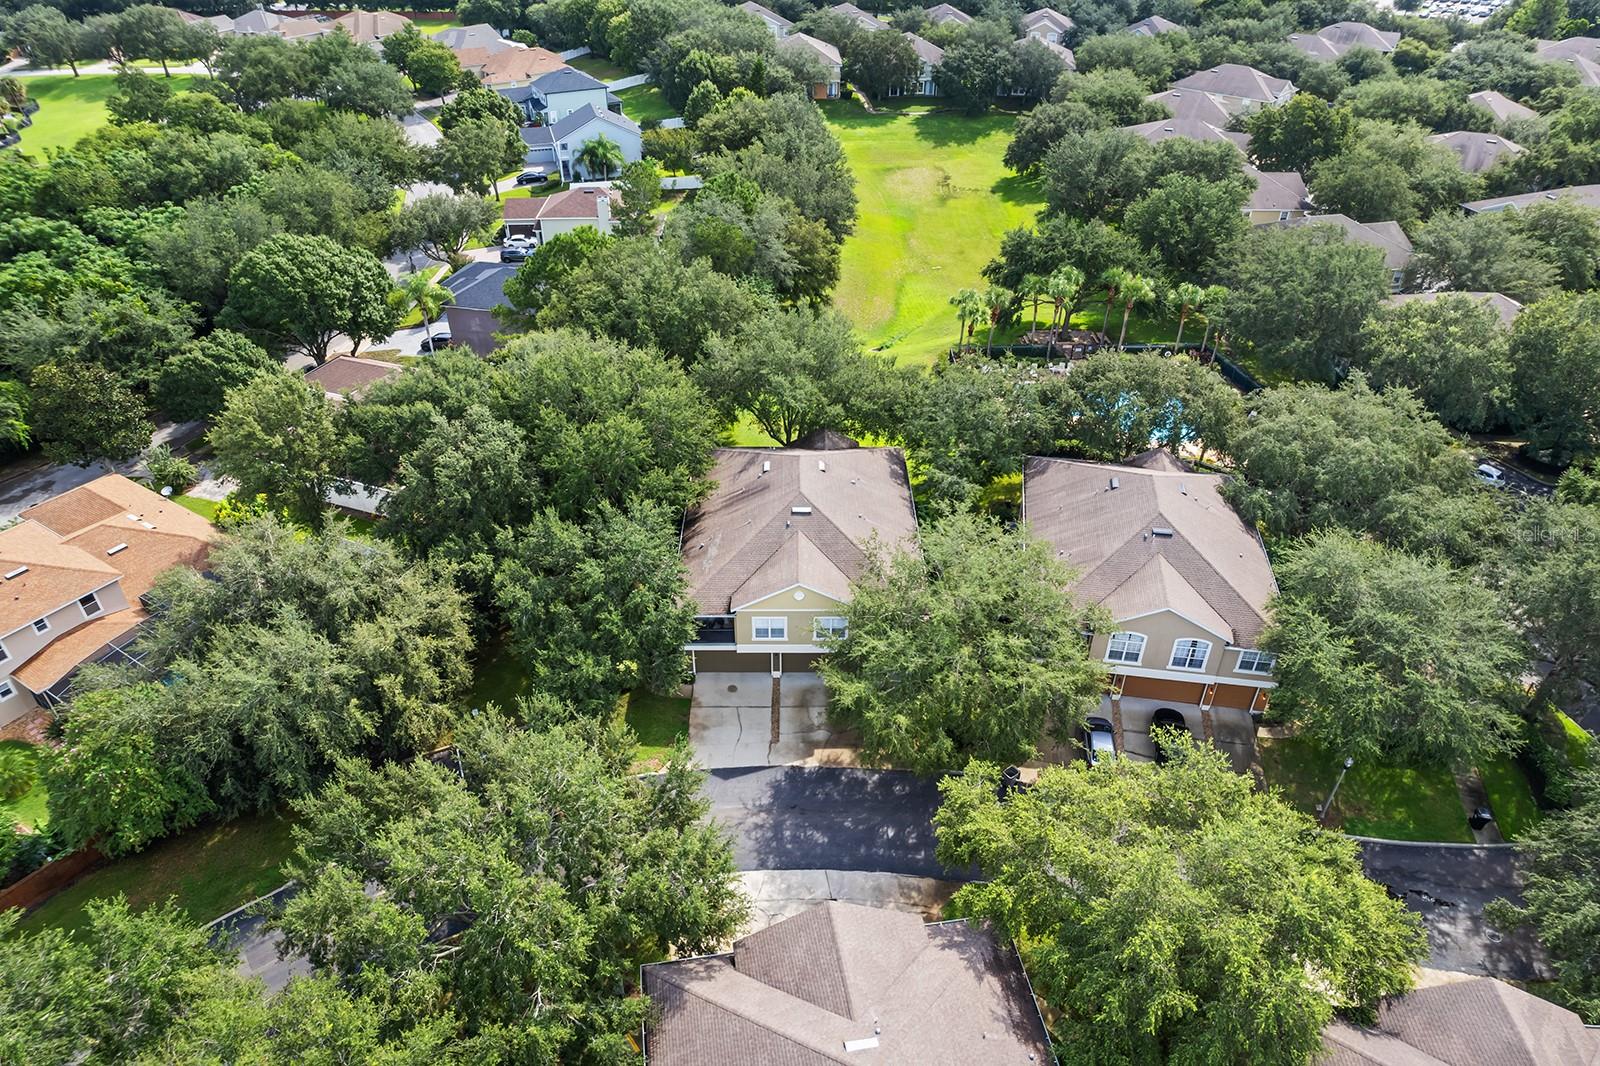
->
[78,592,101,618]
[0,682,13,701]
[1170,639,1211,671]
[814,616,848,641]
[0,642,9,665]
[30,617,49,635]
[753,617,787,641]
[1237,649,1275,675]
[1278,210,1290,221]
[1105,632,1147,665]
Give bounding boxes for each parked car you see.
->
[1149,707,1188,764]
[421,331,451,352]
[1083,716,1116,765]
[501,236,532,262]
[514,169,550,186]
[1476,463,1507,487]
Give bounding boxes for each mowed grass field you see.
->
[823,103,1044,367]
[12,73,198,157]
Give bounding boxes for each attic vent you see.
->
[1152,527,1175,537]
[818,460,827,472]
[107,543,128,555]
[791,505,813,515]
[125,513,139,521]
[2,567,25,579]
[843,1038,879,1053]
[1179,482,1187,495]
[761,460,771,474]
[1108,477,1119,490]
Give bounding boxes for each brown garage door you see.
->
[1212,683,1263,710]
[692,650,771,673]
[1118,676,1207,703]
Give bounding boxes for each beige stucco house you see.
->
[680,445,917,676]
[1022,452,1279,713]
[0,475,218,730]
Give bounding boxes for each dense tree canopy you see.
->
[1355,294,1512,431]
[819,512,1107,772]
[935,751,1425,1064]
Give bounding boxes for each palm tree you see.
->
[1098,266,1131,339]
[390,269,451,339]
[950,288,982,348]
[575,134,624,180]
[982,285,1013,355]
[1197,284,1229,353]
[1045,266,1084,333]
[1169,282,1205,349]
[1117,273,1156,349]
[1020,273,1045,330]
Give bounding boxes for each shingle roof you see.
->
[549,102,640,139]
[1125,116,1249,148]
[680,448,917,615]
[1289,21,1399,59]
[781,31,842,67]
[924,2,972,23]
[1534,35,1600,64]
[11,608,148,691]
[456,44,568,85]
[304,355,403,399]
[1462,183,1600,213]
[1384,290,1524,327]
[532,66,608,94]
[641,902,1054,1066]
[1467,90,1537,124]
[1427,130,1523,173]
[1246,166,1309,212]
[332,10,411,43]
[1022,456,1277,645]
[830,2,886,30]
[435,23,511,50]
[1026,37,1076,67]
[1320,976,1600,1066]
[1284,213,1412,270]
[441,262,518,310]
[1171,63,1293,104]
[1127,14,1183,34]
[1022,7,1074,33]
[503,184,618,221]
[1550,52,1600,86]
[739,1,794,29]
[904,31,944,65]
[1148,88,1234,126]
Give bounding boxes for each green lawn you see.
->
[567,54,630,81]
[14,809,297,936]
[173,494,218,522]
[0,741,48,832]
[822,102,1044,367]
[419,16,466,34]
[1477,756,1541,840]
[1259,735,1473,843]
[10,73,197,157]
[1556,710,1592,768]
[616,84,676,124]
[622,691,690,771]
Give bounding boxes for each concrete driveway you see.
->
[1103,697,1256,773]
[689,672,857,768]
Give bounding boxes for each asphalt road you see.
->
[703,766,970,880]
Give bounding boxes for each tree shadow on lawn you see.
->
[991,172,1042,206]
[908,111,1012,149]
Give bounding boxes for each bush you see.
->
[143,444,198,494]
[0,746,35,803]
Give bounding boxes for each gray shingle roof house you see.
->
[1288,20,1400,60]
[1462,183,1600,213]
[1427,130,1523,173]
[1284,213,1413,289]
[830,2,886,30]
[434,22,510,50]
[440,262,518,354]
[925,2,972,23]
[1126,14,1183,34]
[1384,290,1524,327]
[641,902,1054,1065]
[1169,63,1295,113]
[1534,35,1600,63]
[1467,89,1537,123]
[1021,6,1074,42]
[1125,116,1249,148]
[1148,87,1235,126]
[1320,975,1600,1065]
[739,0,793,36]
[531,66,608,94]
[1244,165,1310,219]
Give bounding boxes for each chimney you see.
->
[596,192,611,226]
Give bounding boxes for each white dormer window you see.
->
[31,617,49,635]
[79,592,102,619]
[1170,639,1211,671]
[1105,632,1146,665]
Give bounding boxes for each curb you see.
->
[1346,835,1517,850]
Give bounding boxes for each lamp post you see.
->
[1317,756,1355,826]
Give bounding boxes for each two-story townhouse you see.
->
[0,475,218,732]
[1167,63,1295,115]
[739,0,794,38]
[780,32,844,98]
[902,33,943,96]
[1020,7,1074,43]
[1022,452,1279,715]
[680,445,918,677]
[1282,213,1413,291]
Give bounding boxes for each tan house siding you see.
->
[1092,609,1276,687]
[0,580,128,672]
[732,586,849,646]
